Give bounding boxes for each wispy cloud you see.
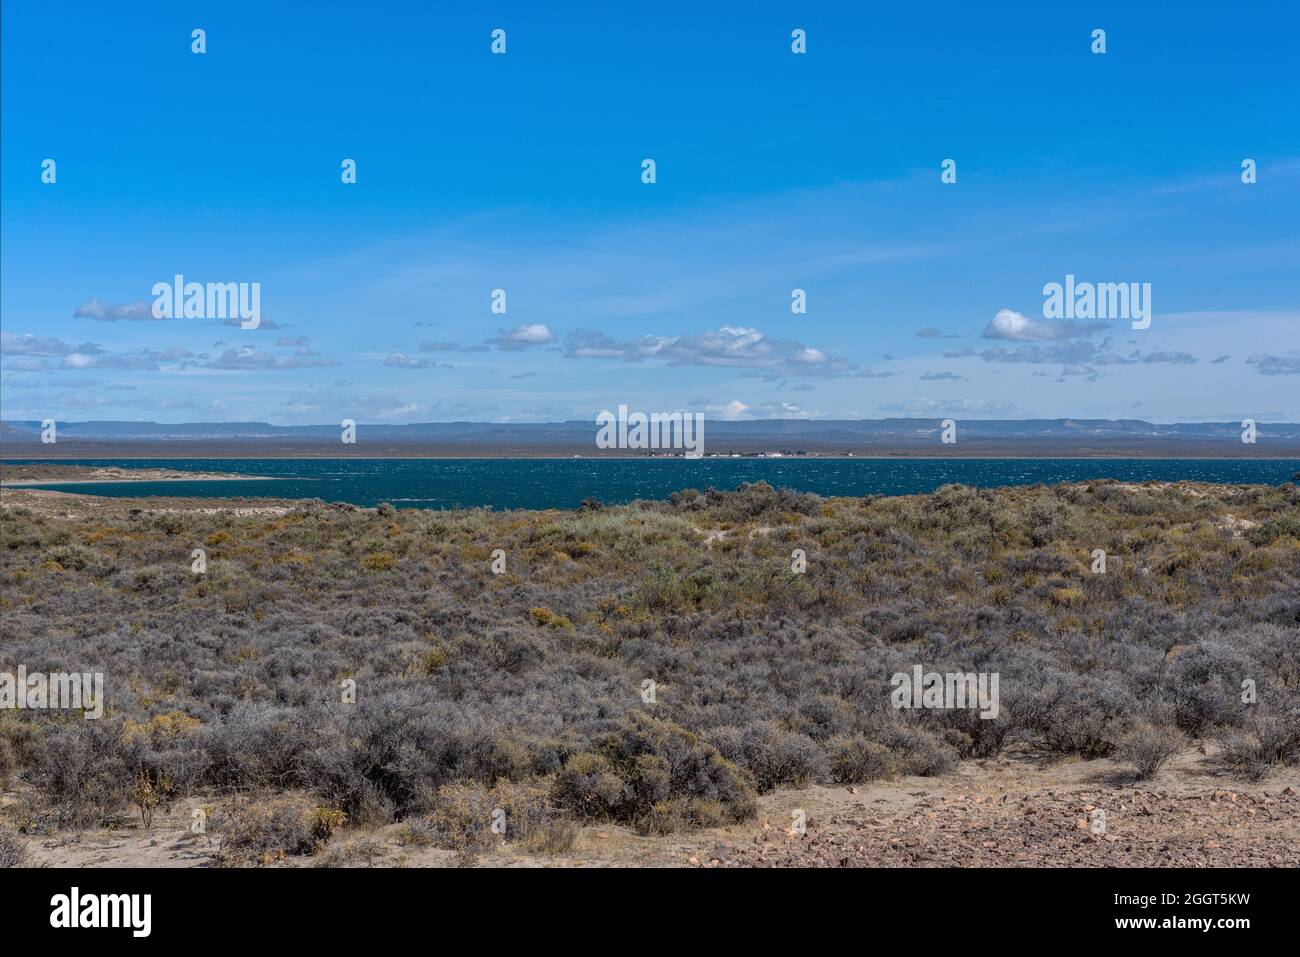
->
[419,341,489,353]
[203,347,338,370]
[878,397,1020,416]
[1142,350,1196,365]
[1246,353,1300,375]
[73,298,160,321]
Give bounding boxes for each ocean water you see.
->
[5,458,1299,510]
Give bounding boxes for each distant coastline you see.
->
[3,457,1295,511]
[3,417,1299,459]
[4,449,1300,460]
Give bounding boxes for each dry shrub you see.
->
[1119,722,1185,780]
[424,779,557,855]
[215,797,342,866]
[0,826,29,868]
[551,712,758,834]
[1218,709,1300,781]
[828,735,895,784]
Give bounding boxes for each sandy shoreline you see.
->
[0,477,281,486]
[0,465,278,486]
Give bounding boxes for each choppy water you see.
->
[5,458,1297,510]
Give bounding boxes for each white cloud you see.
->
[1,332,104,356]
[60,353,159,371]
[486,323,555,349]
[564,325,856,378]
[983,308,1106,342]
[384,353,438,369]
[712,399,750,420]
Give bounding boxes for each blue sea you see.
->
[5,458,1298,510]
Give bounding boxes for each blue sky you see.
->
[2,0,1298,424]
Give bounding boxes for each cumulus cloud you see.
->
[1,334,211,373]
[383,353,430,369]
[485,323,555,350]
[383,353,450,369]
[1,332,104,356]
[915,326,957,339]
[983,308,1106,342]
[711,399,751,420]
[564,325,857,379]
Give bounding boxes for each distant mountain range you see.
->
[3,419,1299,458]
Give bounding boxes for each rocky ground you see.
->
[703,781,1299,868]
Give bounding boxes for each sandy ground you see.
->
[6,746,1297,869]
[1,487,295,518]
[0,465,274,486]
